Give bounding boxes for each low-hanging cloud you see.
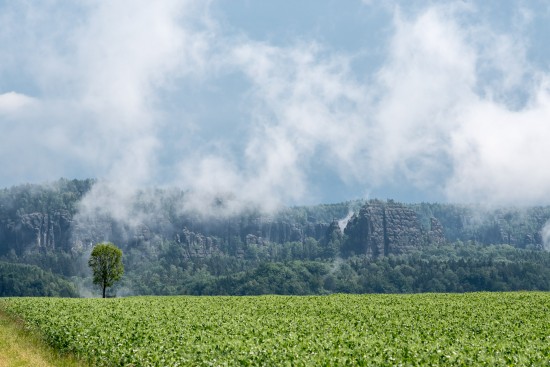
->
[370,4,550,205]
[542,219,550,251]
[190,2,550,209]
[2,1,550,227]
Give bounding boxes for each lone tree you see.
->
[88,242,124,298]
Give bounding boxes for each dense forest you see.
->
[1,179,550,297]
[0,261,78,297]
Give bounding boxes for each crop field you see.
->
[1,293,550,366]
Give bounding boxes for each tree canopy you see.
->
[88,242,124,298]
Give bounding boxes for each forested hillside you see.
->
[0,261,78,297]
[1,179,550,296]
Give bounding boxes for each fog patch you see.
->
[338,211,355,232]
[542,220,550,251]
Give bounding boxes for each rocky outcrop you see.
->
[428,217,445,245]
[342,201,434,257]
[4,180,550,263]
[429,205,550,248]
[182,215,329,248]
[325,220,343,242]
[0,210,73,254]
[175,227,220,258]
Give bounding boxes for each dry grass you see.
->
[0,309,86,367]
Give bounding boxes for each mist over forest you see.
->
[2,178,550,297]
[3,3,550,299]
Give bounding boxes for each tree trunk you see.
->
[102,283,106,298]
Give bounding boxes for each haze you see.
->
[1,0,550,212]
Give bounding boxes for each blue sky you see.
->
[1,0,550,212]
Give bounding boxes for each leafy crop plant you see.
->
[1,293,549,366]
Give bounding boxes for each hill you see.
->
[1,179,550,296]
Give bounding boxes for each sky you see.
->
[1,0,550,213]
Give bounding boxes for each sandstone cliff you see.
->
[342,201,445,257]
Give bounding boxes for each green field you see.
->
[1,293,549,366]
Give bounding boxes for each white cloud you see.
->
[3,0,550,225]
[371,4,550,205]
[369,6,476,187]
[70,0,214,183]
[0,0,217,221]
[447,78,550,204]
[70,0,218,222]
[173,40,373,212]
[0,92,36,114]
[176,2,550,211]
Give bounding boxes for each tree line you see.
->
[2,179,550,297]
[121,242,550,296]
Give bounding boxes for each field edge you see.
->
[0,303,87,367]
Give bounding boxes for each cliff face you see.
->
[180,215,328,245]
[0,209,74,255]
[2,180,550,264]
[0,179,94,256]
[236,218,327,246]
[68,212,333,260]
[175,227,220,259]
[425,204,549,249]
[342,201,444,257]
[18,210,73,250]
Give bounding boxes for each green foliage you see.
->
[2,293,550,366]
[412,203,550,247]
[0,178,94,216]
[88,243,124,298]
[0,178,95,257]
[280,200,363,224]
[126,242,550,295]
[4,180,550,297]
[0,261,78,297]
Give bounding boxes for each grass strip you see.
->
[0,307,86,367]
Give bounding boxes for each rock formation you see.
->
[342,201,443,257]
